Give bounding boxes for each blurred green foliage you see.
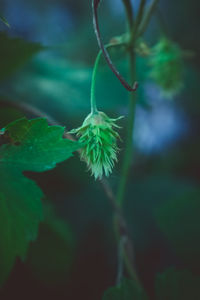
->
[155,188,200,271]
[0,0,199,299]
[155,268,200,300]
[27,203,75,284]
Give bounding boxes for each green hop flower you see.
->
[70,111,122,180]
[149,37,183,97]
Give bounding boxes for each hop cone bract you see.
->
[70,111,122,180]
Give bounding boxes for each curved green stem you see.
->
[90,50,102,114]
[90,43,126,114]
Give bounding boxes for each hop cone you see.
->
[149,37,183,97]
[70,111,122,180]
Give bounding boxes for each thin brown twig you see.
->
[92,0,138,92]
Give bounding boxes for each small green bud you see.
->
[149,37,183,97]
[70,111,122,180]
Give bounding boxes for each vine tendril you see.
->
[92,0,138,92]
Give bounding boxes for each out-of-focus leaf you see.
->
[155,188,200,270]
[0,117,81,286]
[102,278,148,300]
[0,182,42,287]
[0,53,149,121]
[0,32,43,81]
[0,56,126,116]
[125,176,194,250]
[27,204,75,284]
[155,268,200,300]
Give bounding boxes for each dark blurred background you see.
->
[0,0,200,299]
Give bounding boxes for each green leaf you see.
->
[0,117,81,286]
[102,279,148,300]
[0,15,10,27]
[3,118,81,171]
[0,174,43,285]
[155,188,200,270]
[27,204,75,285]
[0,32,43,81]
[155,268,200,300]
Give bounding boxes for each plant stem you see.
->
[92,0,159,286]
[90,43,126,114]
[90,50,101,114]
[101,178,140,285]
[117,0,138,207]
[136,0,147,27]
[114,0,160,283]
[117,0,160,206]
[107,0,141,286]
[92,0,138,92]
[138,0,159,37]
[131,0,146,41]
[116,236,126,285]
[116,52,136,206]
[121,0,134,29]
